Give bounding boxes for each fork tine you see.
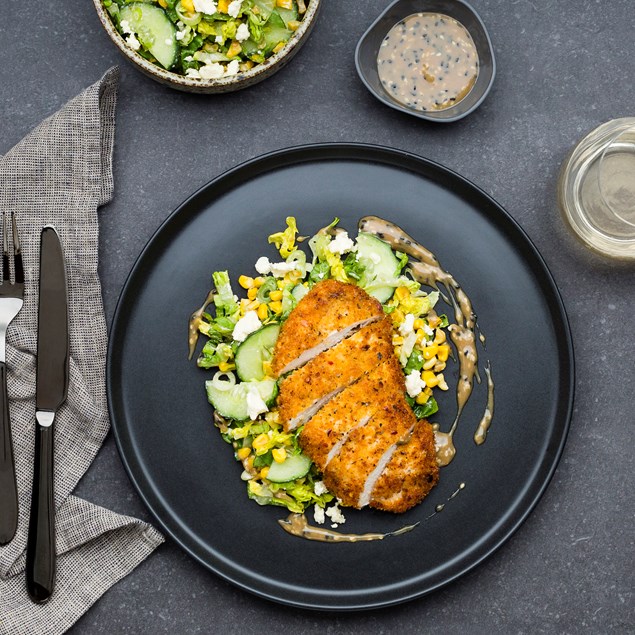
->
[11,213,23,285]
[2,212,10,285]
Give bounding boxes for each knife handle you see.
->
[26,422,55,603]
[0,361,18,545]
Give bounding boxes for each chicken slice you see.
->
[277,319,394,431]
[272,279,384,377]
[299,357,405,471]
[370,420,439,513]
[322,400,415,508]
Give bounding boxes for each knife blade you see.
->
[26,226,69,604]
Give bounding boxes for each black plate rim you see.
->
[106,142,575,611]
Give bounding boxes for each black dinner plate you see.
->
[107,144,574,610]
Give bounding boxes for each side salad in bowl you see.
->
[192,217,452,524]
[96,0,319,91]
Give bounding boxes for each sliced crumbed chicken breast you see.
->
[321,401,416,508]
[370,420,439,513]
[272,279,384,377]
[272,279,440,513]
[277,319,394,431]
[298,357,405,471]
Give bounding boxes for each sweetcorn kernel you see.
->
[253,433,269,451]
[395,286,410,302]
[415,392,430,405]
[423,344,438,360]
[422,357,437,370]
[253,277,265,287]
[237,447,251,460]
[272,42,286,54]
[259,467,270,479]
[413,318,424,330]
[422,370,439,388]
[269,300,283,314]
[239,275,254,289]
[218,361,235,372]
[272,448,287,463]
[437,373,449,390]
[428,314,441,328]
[257,303,269,321]
[181,0,195,12]
[247,287,258,300]
[269,290,283,301]
[437,344,450,362]
[391,309,405,325]
[434,329,447,344]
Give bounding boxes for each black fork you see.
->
[0,212,24,545]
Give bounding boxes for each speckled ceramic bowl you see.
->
[355,0,495,122]
[93,0,321,93]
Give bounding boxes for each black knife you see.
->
[26,226,69,604]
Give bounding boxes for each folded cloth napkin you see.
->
[0,67,164,635]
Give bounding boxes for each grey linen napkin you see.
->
[0,67,164,635]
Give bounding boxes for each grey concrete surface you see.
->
[1,0,633,633]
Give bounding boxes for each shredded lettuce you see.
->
[212,271,239,318]
[268,216,298,258]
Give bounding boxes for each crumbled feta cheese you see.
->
[227,0,242,17]
[193,0,217,14]
[199,63,225,79]
[120,19,132,34]
[232,310,262,342]
[185,68,201,78]
[325,502,346,527]
[423,323,434,337]
[253,256,299,278]
[246,385,268,420]
[176,29,188,41]
[255,257,271,274]
[328,231,355,255]
[314,481,328,496]
[313,504,325,525]
[236,22,250,42]
[405,370,426,398]
[126,33,141,51]
[225,59,240,76]
[215,34,224,44]
[184,55,193,62]
[399,313,416,337]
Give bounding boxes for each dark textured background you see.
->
[1,1,633,632]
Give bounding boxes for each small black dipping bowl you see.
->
[355,0,496,122]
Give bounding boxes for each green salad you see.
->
[193,218,451,519]
[103,0,306,78]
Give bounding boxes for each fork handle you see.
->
[26,422,55,603]
[0,361,18,545]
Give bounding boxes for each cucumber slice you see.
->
[356,232,401,302]
[262,12,292,53]
[267,453,312,483]
[276,6,299,27]
[235,324,280,381]
[253,0,276,19]
[120,4,177,70]
[206,378,278,421]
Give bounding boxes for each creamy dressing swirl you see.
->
[279,514,418,542]
[359,216,494,465]
[188,289,216,360]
